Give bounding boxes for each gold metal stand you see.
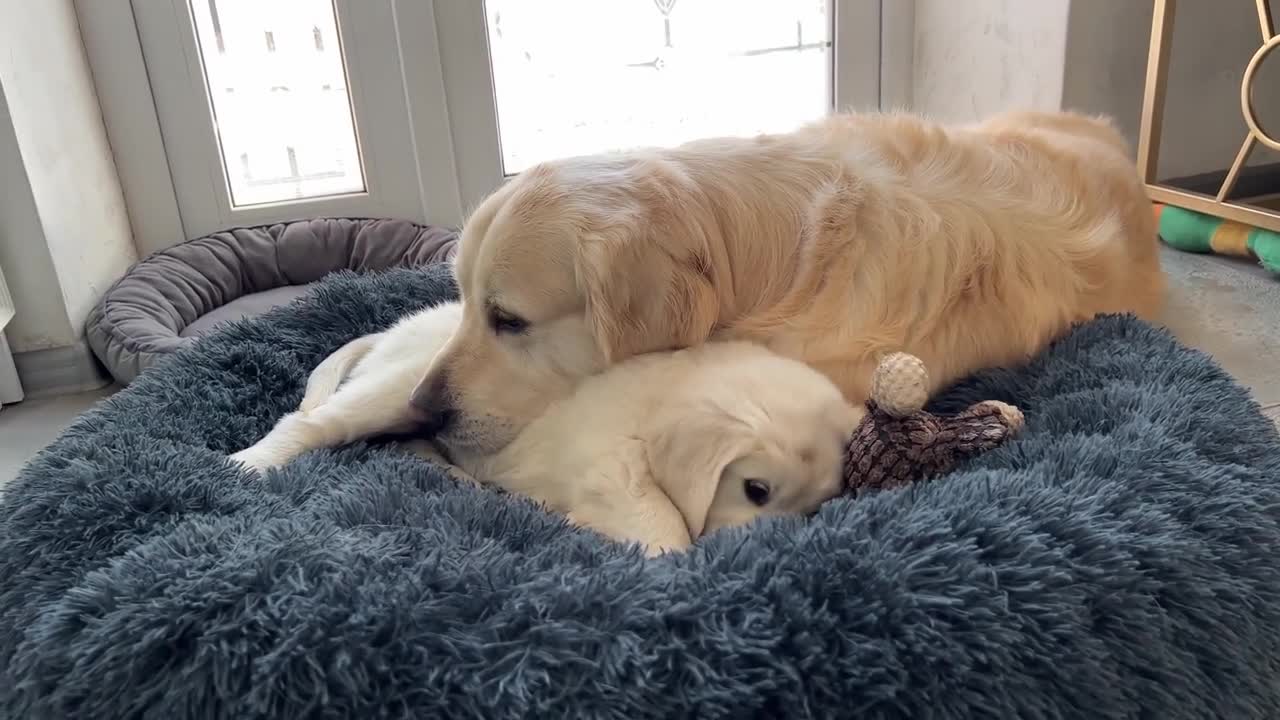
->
[1138,0,1280,231]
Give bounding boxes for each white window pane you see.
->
[485,0,832,174]
[189,0,365,207]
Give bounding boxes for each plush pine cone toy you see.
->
[843,353,1024,497]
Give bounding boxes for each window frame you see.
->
[77,0,905,253]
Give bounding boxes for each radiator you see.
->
[0,264,23,407]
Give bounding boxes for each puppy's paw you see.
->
[228,447,277,474]
[641,541,690,558]
[642,543,669,558]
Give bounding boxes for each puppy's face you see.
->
[651,348,864,539]
[414,157,721,459]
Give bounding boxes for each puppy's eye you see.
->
[488,307,528,335]
[743,478,771,507]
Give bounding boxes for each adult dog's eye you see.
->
[489,307,528,335]
[743,478,771,506]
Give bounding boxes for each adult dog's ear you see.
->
[574,210,721,362]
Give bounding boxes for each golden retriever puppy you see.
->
[468,340,861,555]
[231,305,858,556]
[412,110,1165,461]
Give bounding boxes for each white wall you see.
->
[0,92,75,349]
[0,0,137,353]
[912,0,1071,123]
[912,0,1280,179]
[1063,0,1280,179]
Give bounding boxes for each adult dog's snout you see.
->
[411,370,455,437]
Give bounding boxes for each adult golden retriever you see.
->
[414,110,1165,463]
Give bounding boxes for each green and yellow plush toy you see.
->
[1155,202,1280,276]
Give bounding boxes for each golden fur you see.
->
[415,110,1164,460]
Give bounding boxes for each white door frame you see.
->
[77,0,911,255]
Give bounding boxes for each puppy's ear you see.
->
[574,217,720,363]
[645,410,753,540]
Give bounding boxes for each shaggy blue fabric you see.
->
[2,265,1279,719]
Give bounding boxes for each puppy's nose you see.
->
[411,371,455,437]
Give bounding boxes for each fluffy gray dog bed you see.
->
[4,265,1280,718]
[84,218,457,383]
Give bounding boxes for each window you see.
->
[486,0,836,173]
[83,1,890,249]
[190,0,364,206]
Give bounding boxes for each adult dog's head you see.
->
[413,154,727,459]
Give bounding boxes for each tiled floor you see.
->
[1158,248,1280,415]
[0,385,117,487]
[0,247,1278,489]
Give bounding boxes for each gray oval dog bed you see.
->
[85,218,457,383]
[5,266,1280,718]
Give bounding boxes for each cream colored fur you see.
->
[415,110,1165,460]
[231,304,859,556]
[229,302,464,474]
[469,340,861,555]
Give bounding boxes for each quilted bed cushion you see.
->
[5,265,1280,718]
[85,218,457,383]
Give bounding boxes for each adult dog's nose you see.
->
[411,372,455,437]
[419,405,456,438]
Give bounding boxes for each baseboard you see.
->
[12,338,111,399]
